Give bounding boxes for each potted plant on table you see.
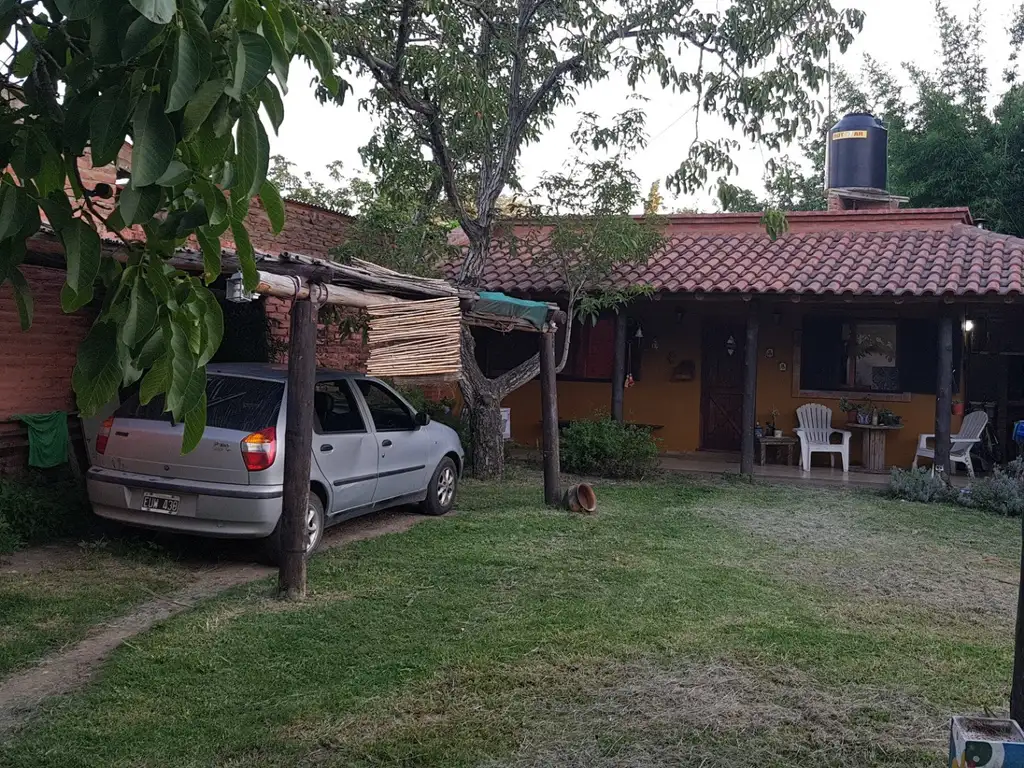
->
[877,408,902,427]
[839,397,859,424]
[767,407,781,437]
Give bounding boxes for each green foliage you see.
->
[890,462,1024,518]
[731,2,1024,237]
[317,0,863,284]
[0,470,91,553]
[0,0,342,451]
[267,155,358,213]
[888,467,955,504]
[561,417,660,480]
[956,467,1024,517]
[523,111,664,345]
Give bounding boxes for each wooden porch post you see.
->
[279,297,317,600]
[998,354,1010,463]
[934,312,954,480]
[611,311,627,423]
[740,302,759,477]
[540,329,561,506]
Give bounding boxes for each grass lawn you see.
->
[0,543,193,677]
[1,472,1020,767]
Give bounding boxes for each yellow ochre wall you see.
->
[501,303,962,469]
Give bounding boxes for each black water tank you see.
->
[825,112,888,191]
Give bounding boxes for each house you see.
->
[459,195,1024,471]
[0,150,363,472]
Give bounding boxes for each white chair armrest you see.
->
[917,433,935,450]
[951,437,981,445]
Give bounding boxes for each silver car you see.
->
[86,364,464,560]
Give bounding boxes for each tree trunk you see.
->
[470,395,504,479]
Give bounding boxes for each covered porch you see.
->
[658,451,972,489]
[466,206,1023,479]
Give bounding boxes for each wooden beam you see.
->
[740,303,759,476]
[611,312,627,423]
[278,298,317,600]
[1013,539,1024,724]
[539,331,561,506]
[253,271,401,308]
[934,313,954,479]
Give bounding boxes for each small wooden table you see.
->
[848,423,904,472]
[757,435,798,467]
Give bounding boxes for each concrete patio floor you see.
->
[659,451,971,489]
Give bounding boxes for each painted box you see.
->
[950,717,1024,768]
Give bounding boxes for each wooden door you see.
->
[701,320,746,451]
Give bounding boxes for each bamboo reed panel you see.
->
[365,297,462,379]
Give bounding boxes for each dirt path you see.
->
[0,508,424,737]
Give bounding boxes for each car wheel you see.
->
[265,492,326,564]
[421,457,458,516]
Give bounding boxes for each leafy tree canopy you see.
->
[267,154,361,213]
[311,0,864,477]
[0,0,340,451]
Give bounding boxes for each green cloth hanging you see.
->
[13,411,70,469]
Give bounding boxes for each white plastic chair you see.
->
[912,410,988,478]
[794,403,851,472]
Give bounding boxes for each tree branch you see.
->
[392,0,415,83]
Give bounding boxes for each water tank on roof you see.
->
[825,112,888,192]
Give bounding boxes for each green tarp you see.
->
[476,292,551,331]
[13,411,69,469]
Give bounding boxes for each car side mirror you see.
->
[414,411,431,427]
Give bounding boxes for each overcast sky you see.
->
[271,0,1018,212]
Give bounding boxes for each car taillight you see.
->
[241,427,277,472]
[96,416,114,455]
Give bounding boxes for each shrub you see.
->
[561,417,660,479]
[888,467,955,504]
[0,469,91,552]
[956,468,1024,517]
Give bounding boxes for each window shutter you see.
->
[800,316,844,390]
[897,320,938,394]
[583,316,615,379]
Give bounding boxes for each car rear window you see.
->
[115,376,284,433]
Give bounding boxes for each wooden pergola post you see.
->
[934,312,954,480]
[279,297,318,600]
[540,329,561,506]
[1013,529,1024,723]
[740,302,759,477]
[611,311,627,423]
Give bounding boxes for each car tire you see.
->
[421,457,458,516]
[264,492,326,565]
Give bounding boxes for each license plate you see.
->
[142,492,180,515]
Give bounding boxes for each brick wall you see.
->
[263,297,369,371]
[0,265,95,472]
[221,197,353,259]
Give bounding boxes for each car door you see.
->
[354,379,432,504]
[312,379,379,516]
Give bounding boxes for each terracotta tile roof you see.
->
[445,208,1024,298]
